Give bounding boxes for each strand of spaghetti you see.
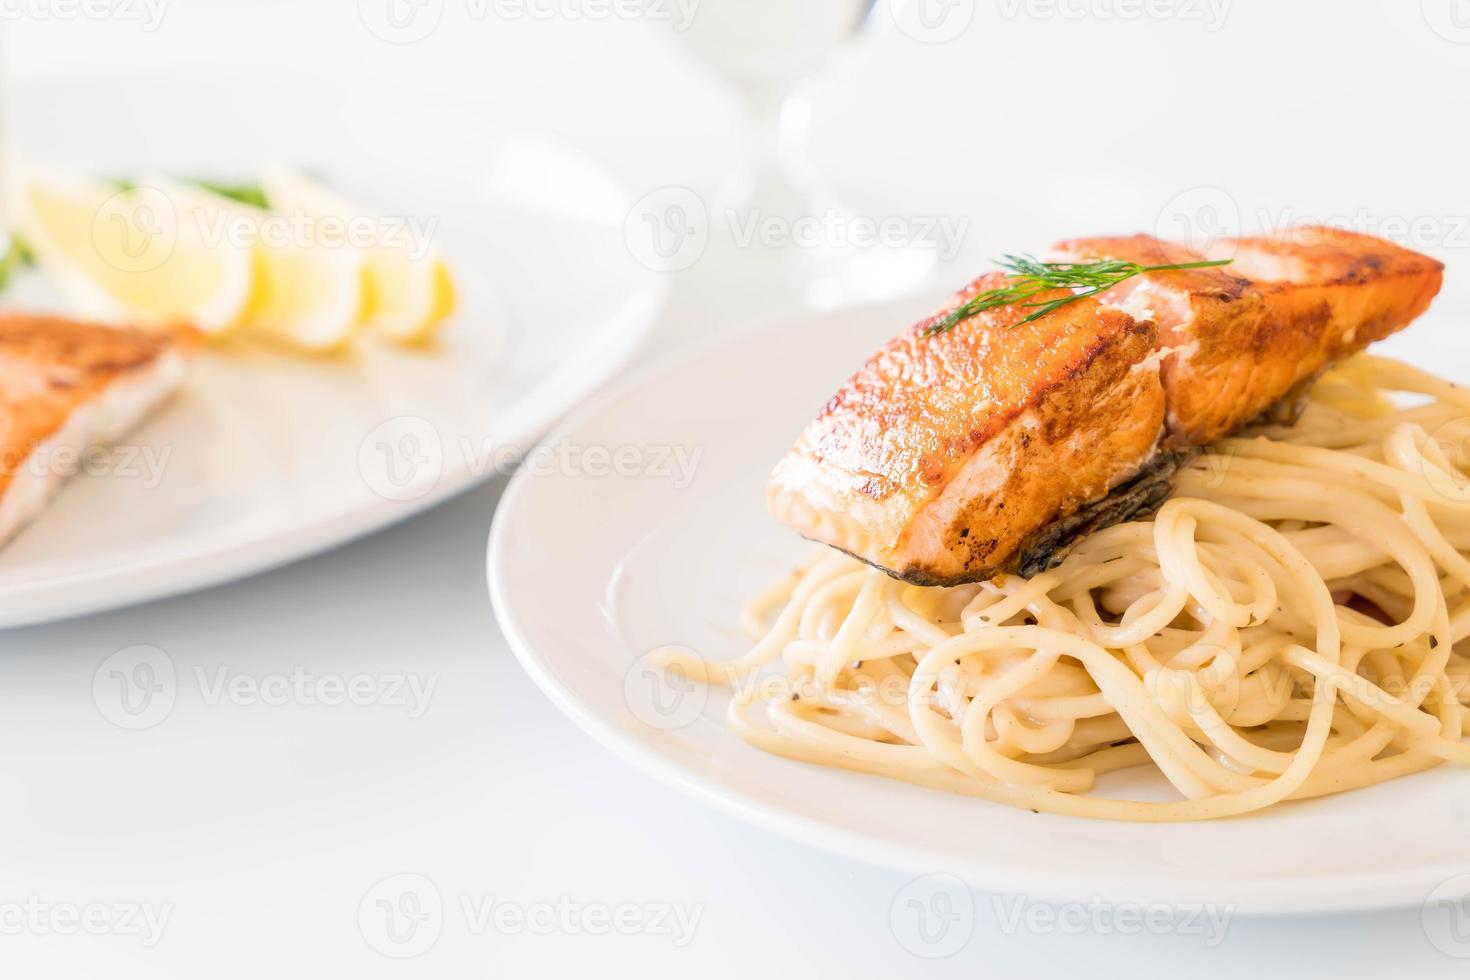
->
[956,648,1094,791]
[957,573,1057,629]
[1259,402,1456,449]
[1385,428,1470,589]
[652,552,852,683]
[913,627,1220,799]
[1210,438,1470,512]
[1344,354,1470,411]
[1185,482,1441,651]
[1153,510,1275,627]
[885,585,956,647]
[813,572,887,687]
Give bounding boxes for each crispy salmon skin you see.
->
[770,230,1442,585]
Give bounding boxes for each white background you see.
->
[5,0,1470,975]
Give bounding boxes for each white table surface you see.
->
[2,285,1464,979]
[6,2,1470,975]
[1,451,1461,979]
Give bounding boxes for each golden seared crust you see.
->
[1054,230,1442,446]
[768,273,1167,584]
[0,314,194,498]
[913,318,1164,582]
[1222,227,1443,349]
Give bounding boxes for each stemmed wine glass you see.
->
[664,0,937,309]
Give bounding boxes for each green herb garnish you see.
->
[188,180,270,210]
[0,234,35,292]
[109,176,269,209]
[924,254,1233,336]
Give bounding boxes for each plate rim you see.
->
[488,300,1470,916]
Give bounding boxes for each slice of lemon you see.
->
[259,167,456,344]
[14,172,254,335]
[173,182,364,353]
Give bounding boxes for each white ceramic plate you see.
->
[489,296,1470,914]
[0,67,665,627]
[0,67,667,628]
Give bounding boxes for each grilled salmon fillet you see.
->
[769,230,1442,585]
[0,314,193,544]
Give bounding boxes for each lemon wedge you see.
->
[171,182,364,353]
[259,167,455,344]
[14,172,253,335]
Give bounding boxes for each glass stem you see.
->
[731,77,813,219]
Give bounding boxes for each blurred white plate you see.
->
[0,67,664,627]
[489,296,1470,914]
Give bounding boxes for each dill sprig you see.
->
[924,254,1233,336]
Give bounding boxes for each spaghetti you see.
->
[656,355,1470,821]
